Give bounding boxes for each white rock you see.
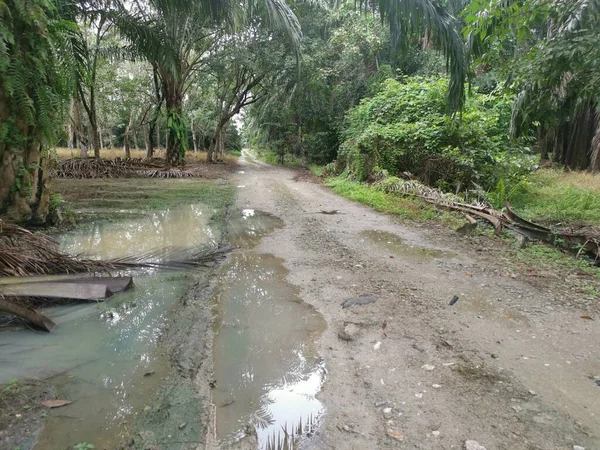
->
[382,407,393,419]
[415,393,423,399]
[373,341,382,350]
[465,440,487,450]
[573,446,585,450]
[432,384,442,389]
[421,364,435,371]
[432,430,440,437]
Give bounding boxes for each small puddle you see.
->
[0,204,219,449]
[360,230,453,262]
[212,210,327,448]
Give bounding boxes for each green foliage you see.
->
[464,0,600,170]
[508,170,600,225]
[339,77,537,192]
[0,0,72,147]
[326,175,462,224]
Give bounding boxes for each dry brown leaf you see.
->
[41,399,72,408]
[581,315,594,320]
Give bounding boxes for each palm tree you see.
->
[0,0,74,223]
[375,0,467,113]
[115,0,301,166]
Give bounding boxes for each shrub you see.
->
[338,77,536,192]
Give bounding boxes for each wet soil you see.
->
[3,152,600,450]
[205,151,600,449]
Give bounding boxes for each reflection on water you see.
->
[227,209,284,249]
[60,203,218,259]
[212,210,326,449]
[359,230,454,261]
[0,203,217,449]
[0,275,184,449]
[212,253,326,448]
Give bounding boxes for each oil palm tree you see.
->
[375,0,467,112]
[115,0,302,166]
[0,0,75,223]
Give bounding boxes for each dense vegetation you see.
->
[1,0,599,224]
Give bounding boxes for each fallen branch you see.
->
[0,298,55,332]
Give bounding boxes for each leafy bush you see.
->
[339,77,536,192]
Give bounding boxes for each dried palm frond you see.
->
[0,219,229,277]
[52,157,213,179]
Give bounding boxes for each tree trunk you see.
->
[164,79,186,166]
[68,98,78,149]
[123,109,134,159]
[143,123,150,156]
[207,118,227,163]
[156,121,160,151]
[91,120,101,159]
[191,116,198,152]
[0,138,51,223]
[99,126,104,149]
[133,128,139,150]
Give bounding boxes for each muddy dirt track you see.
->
[210,152,600,450]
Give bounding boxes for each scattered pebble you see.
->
[374,400,389,407]
[382,407,393,419]
[432,430,440,437]
[422,364,435,371]
[415,393,423,399]
[528,390,537,396]
[178,423,187,430]
[465,440,487,450]
[432,384,442,389]
[386,428,404,442]
[373,341,382,350]
[573,446,585,450]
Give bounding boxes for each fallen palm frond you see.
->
[372,176,600,261]
[53,157,215,179]
[0,219,230,330]
[0,219,229,277]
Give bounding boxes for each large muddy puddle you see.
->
[212,210,327,449]
[360,229,454,262]
[0,204,218,449]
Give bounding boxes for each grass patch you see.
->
[509,169,600,226]
[250,147,305,167]
[309,165,324,177]
[325,176,462,225]
[54,178,235,223]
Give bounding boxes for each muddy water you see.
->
[360,230,454,261]
[0,204,218,449]
[212,210,327,448]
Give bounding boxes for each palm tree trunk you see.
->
[165,79,185,166]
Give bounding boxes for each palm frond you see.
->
[374,0,467,112]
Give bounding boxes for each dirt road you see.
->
[219,152,599,449]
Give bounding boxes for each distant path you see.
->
[225,158,599,449]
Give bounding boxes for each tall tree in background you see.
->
[465,0,600,171]
[116,0,301,166]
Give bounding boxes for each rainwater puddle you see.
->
[0,203,219,449]
[212,210,327,449]
[360,230,454,262]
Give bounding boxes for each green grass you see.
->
[509,169,600,225]
[309,165,324,177]
[251,147,305,167]
[326,176,462,225]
